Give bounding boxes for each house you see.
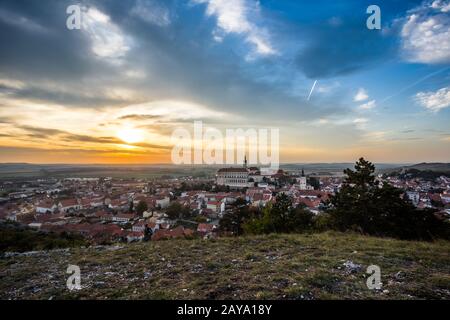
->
[90,197,105,208]
[197,223,215,235]
[155,195,170,209]
[0,210,17,222]
[80,197,104,209]
[109,198,129,211]
[28,222,42,229]
[87,224,123,242]
[36,200,57,214]
[126,231,145,242]
[406,191,420,206]
[147,222,160,233]
[132,220,146,232]
[151,226,194,241]
[112,213,135,223]
[250,193,272,208]
[94,210,112,221]
[132,195,153,207]
[441,194,450,205]
[206,201,220,212]
[58,199,82,213]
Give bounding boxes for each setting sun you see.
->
[116,128,145,144]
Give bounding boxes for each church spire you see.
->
[244,155,247,168]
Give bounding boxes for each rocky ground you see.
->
[0,232,449,300]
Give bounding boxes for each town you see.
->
[1,160,449,245]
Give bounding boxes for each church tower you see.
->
[244,155,248,169]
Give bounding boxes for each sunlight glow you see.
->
[117,128,145,144]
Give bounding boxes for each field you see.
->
[0,164,218,180]
[1,232,449,300]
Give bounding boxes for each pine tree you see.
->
[329,158,449,240]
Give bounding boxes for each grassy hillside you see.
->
[0,232,449,300]
[0,222,87,253]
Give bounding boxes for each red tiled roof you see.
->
[59,199,79,207]
[37,200,55,209]
[197,223,214,233]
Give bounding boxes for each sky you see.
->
[0,0,449,164]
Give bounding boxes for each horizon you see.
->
[0,161,425,166]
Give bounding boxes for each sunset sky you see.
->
[0,0,449,164]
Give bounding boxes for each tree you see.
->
[344,157,376,188]
[267,193,292,232]
[307,177,320,190]
[129,201,134,213]
[288,206,315,232]
[219,198,255,235]
[165,202,190,220]
[136,200,148,216]
[243,194,317,234]
[329,157,449,240]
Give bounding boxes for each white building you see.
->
[406,191,420,206]
[216,168,252,188]
[156,196,170,209]
[58,199,82,213]
[36,200,57,214]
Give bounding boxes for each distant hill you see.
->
[404,163,450,172]
[383,163,450,174]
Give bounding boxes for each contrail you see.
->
[380,66,450,106]
[307,80,318,101]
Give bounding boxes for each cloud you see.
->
[415,86,450,112]
[118,114,162,121]
[353,118,369,129]
[15,124,170,150]
[363,131,386,142]
[431,0,450,12]
[0,78,25,90]
[358,100,376,110]
[61,133,122,144]
[354,88,369,102]
[4,82,133,108]
[130,0,171,27]
[19,125,66,137]
[400,1,450,64]
[0,8,49,34]
[192,0,276,57]
[118,100,233,122]
[82,6,132,60]
[353,118,369,124]
[0,116,12,124]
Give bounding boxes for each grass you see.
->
[0,223,87,253]
[0,231,449,300]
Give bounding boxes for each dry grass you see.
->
[0,231,449,300]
